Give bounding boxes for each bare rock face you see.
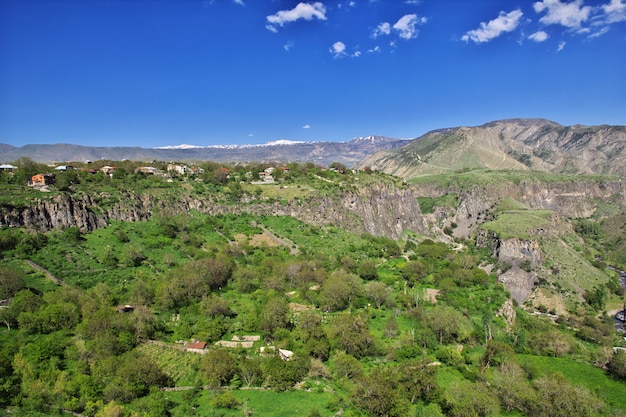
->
[496,238,544,268]
[476,230,542,304]
[498,267,537,304]
[496,298,517,326]
[0,184,429,240]
[517,180,626,218]
[1,194,107,232]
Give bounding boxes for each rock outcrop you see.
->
[0,184,428,240]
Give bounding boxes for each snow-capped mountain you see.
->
[0,136,412,167]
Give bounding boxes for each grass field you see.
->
[517,354,626,411]
[166,387,339,417]
[479,210,553,240]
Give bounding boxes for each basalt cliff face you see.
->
[0,183,428,240]
[2,177,623,240]
[411,178,626,241]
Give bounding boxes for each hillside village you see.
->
[0,160,295,189]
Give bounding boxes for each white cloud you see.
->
[372,22,391,38]
[266,2,327,32]
[603,0,626,23]
[462,9,523,43]
[330,41,347,58]
[233,0,244,5]
[393,14,426,40]
[528,30,549,41]
[368,45,381,53]
[588,26,610,38]
[557,40,566,51]
[302,124,311,129]
[533,0,591,29]
[284,41,294,51]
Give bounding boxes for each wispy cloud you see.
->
[528,30,549,42]
[302,124,311,129]
[587,26,610,38]
[266,2,327,32]
[533,0,591,29]
[462,9,524,43]
[557,40,566,51]
[284,41,294,52]
[233,0,244,5]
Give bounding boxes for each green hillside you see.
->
[0,161,625,417]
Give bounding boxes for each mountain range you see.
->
[1,119,625,176]
[0,136,411,167]
[360,118,626,177]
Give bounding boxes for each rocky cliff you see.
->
[0,183,428,240]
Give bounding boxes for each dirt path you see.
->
[259,225,299,255]
[25,260,63,285]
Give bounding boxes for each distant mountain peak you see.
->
[263,139,306,146]
[350,135,402,144]
[154,144,204,150]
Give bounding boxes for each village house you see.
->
[30,173,56,186]
[115,304,135,313]
[256,167,275,183]
[54,165,77,171]
[136,166,160,175]
[167,163,187,175]
[0,164,15,172]
[100,166,116,177]
[278,348,294,361]
[186,341,207,353]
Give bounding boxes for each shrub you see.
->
[213,391,240,409]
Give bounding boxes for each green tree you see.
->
[584,285,607,311]
[443,380,499,417]
[421,305,464,345]
[332,351,363,379]
[328,313,377,358]
[320,269,362,312]
[260,296,290,339]
[104,352,170,402]
[608,351,626,381]
[200,349,237,388]
[364,281,392,308]
[487,361,536,414]
[401,260,428,284]
[239,356,263,387]
[530,373,603,417]
[262,355,309,391]
[352,367,410,417]
[358,259,379,280]
[0,266,25,299]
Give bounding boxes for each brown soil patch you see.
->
[289,302,310,312]
[424,288,440,303]
[528,287,568,316]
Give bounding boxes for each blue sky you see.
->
[1,0,625,148]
